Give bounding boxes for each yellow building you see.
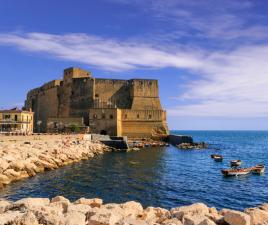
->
[0,108,34,134]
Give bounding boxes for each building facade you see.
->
[25,67,168,138]
[0,108,34,134]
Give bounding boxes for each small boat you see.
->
[211,154,223,162]
[221,168,251,176]
[230,160,242,167]
[211,154,222,158]
[251,164,265,174]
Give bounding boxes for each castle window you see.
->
[149,115,152,119]
[93,114,97,119]
[124,114,128,119]
[102,113,106,119]
[137,114,139,119]
[95,94,99,98]
[110,114,114,119]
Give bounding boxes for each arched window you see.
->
[149,115,152,119]
[124,114,128,119]
[137,114,140,119]
[110,114,114,119]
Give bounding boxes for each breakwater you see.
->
[0,135,111,188]
[0,196,267,225]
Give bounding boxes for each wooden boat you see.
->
[230,160,242,167]
[251,164,265,174]
[221,168,251,176]
[211,154,222,158]
[211,154,223,162]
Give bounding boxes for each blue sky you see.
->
[0,0,268,130]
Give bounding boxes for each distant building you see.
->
[0,108,34,134]
[25,67,169,138]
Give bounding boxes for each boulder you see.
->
[171,203,209,220]
[120,201,143,217]
[0,211,25,225]
[11,211,40,225]
[162,218,183,225]
[223,209,250,225]
[87,206,124,225]
[260,204,268,212]
[0,174,11,185]
[142,207,170,224]
[74,197,103,208]
[9,160,25,171]
[116,216,149,225]
[245,207,268,225]
[0,199,11,213]
[68,203,91,214]
[14,197,50,209]
[64,211,86,225]
[51,196,71,204]
[0,158,9,172]
[182,214,216,225]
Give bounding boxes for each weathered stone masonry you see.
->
[25,67,169,138]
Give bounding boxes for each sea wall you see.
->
[0,196,267,225]
[168,134,193,146]
[0,135,111,188]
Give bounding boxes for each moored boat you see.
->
[221,168,251,176]
[211,154,223,162]
[251,164,265,174]
[230,160,242,167]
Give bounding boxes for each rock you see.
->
[260,203,268,212]
[245,207,268,225]
[120,201,143,217]
[9,160,25,171]
[182,214,215,225]
[12,211,40,225]
[0,158,9,172]
[223,209,250,225]
[87,205,124,225]
[116,216,149,225]
[0,211,25,225]
[142,206,170,224]
[0,174,11,185]
[0,199,11,213]
[74,197,103,208]
[171,203,209,220]
[162,218,183,225]
[68,203,91,214]
[51,196,71,204]
[14,197,50,209]
[64,211,86,225]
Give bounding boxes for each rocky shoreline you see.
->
[0,196,267,225]
[0,135,111,188]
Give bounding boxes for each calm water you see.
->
[0,131,267,210]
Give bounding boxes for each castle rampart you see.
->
[25,67,168,138]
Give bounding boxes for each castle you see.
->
[25,67,168,138]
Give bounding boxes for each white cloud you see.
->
[0,32,268,118]
[0,32,203,71]
[168,45,268,117]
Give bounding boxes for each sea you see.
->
[0,131,267,210]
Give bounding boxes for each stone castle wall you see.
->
[25,67,168,137]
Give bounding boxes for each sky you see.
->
[0,0,268,130]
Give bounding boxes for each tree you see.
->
[70,124,80,133]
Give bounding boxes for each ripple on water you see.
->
[0,131,267,210]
